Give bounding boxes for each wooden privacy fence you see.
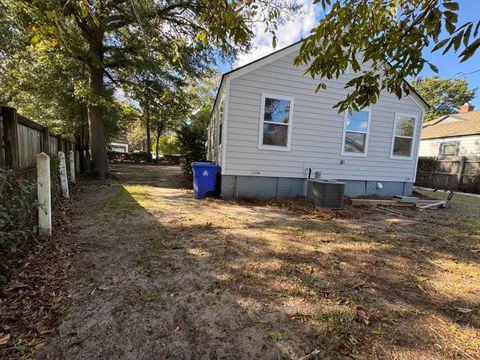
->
[416,156,480,192]
[0,106,75,170]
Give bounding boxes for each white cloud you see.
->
[235,0,321,67]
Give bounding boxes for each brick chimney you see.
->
[460,102,475,113]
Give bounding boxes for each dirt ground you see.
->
[37,164,480,359]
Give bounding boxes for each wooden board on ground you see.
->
[351,199,416,207]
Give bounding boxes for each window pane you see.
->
[441,143,457,155]
[344,132,366,153]
[264,98,290,123]
[346,110,369,132]
[393,137,412,156]
[395,116,415,137]
[263,123,288,146]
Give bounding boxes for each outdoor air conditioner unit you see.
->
[306,179,345,209]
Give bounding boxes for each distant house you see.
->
[207,41,429,198]
[419,103,480,157]
[110,138,129,153]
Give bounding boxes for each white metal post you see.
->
[58,151,69,199]
[36,152,52,237]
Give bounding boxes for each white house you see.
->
[110,139,129,153]
[419,103,480,157]
[207,41,429,198]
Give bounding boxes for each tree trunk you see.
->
[155,130,161,163]
[87,33,109,178]
[145,108,152,163]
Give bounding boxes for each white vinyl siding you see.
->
[207,83,226,164]
[223,50,424,182]
[419,135,480,157]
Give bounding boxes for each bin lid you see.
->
[192,162,218,168]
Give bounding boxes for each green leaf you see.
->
[428,63,438,73]
[443,1,459,11]
[460,38,480,62]
[432,38,449,51]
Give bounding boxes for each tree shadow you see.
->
[39,169,480,360]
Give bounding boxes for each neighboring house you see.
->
[419,103,480,157]
[207,41,429,198]
[110,139,129,153]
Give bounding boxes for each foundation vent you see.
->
[306,179,345,209]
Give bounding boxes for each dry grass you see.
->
[38,164,480,360]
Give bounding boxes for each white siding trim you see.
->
[413,108,425,182]
[390,112,419,161]
[220,76,230,173]
[340,108,372,158]
[258,92,295,152]
[229,43,302,81]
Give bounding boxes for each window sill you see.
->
[341,151,367,158]
[258,145,291,152]
[390,155,413,160]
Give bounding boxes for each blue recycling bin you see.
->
[192,162,219,199]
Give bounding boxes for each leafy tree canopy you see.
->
[294,0,480,112]
[411,76,477,122]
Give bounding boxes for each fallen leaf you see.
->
[356,306,371,325]
[0,333,11,346]
[456,307,473,314]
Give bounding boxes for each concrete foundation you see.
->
[220,175,413,198]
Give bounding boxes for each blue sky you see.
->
[419,0,480,108]
[227,0,480,109]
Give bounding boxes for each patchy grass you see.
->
[142,284,176,302]
[37,165,480,360]
[267,331,288,341]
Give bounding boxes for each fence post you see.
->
[1,106,20,170]
[458,156,466,186]
[37,152,52,237]
[58,151,69,199]
[41,126,50,155]
[69,150,76,184]
[75,150,80,174]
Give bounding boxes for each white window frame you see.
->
[341,108,372,157]
[439,141,459,156]
[258,93,294,151]
[390,112,418,160]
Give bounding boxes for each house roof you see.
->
[421,111,480,139]
[212,39,430,112]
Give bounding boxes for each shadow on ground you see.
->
[38,164,480,360]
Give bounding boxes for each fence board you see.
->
[17,123,42,169]
[0,113,4,167]
[49,135,58,155]
[1,106,74,171]
[416,156,480,193]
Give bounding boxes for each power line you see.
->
[454,69,480,78]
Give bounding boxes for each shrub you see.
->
[0,169,37,254]
[156,134,179,156]
[417,157,439,173]
[176,122,207,175]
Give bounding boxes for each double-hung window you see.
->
[439,141,458,156]
[342,109,371,156]
[259,93,294,151]
[391,113,417,159]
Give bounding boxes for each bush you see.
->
[0,169,37,254]
[156,134,179,156]
[176,122,207,175]
[417,157,439,173]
